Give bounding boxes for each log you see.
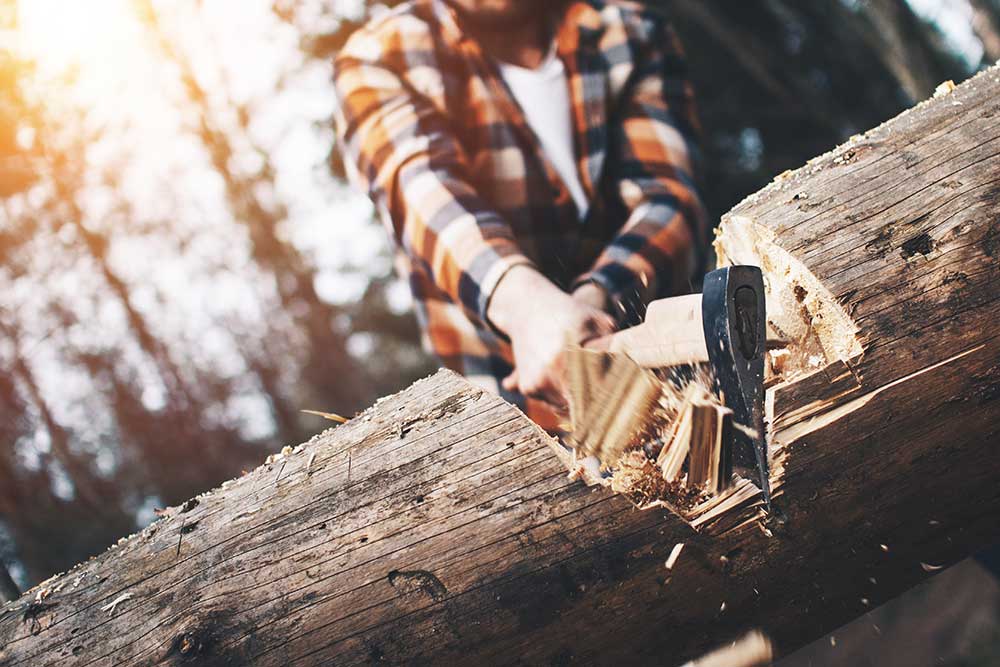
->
[2,66,999,666]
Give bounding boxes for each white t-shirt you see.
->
[498,44,589,220]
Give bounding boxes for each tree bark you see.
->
[1,66,998,667]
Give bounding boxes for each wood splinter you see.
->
[662,390,734,495]
[682,629,773,667]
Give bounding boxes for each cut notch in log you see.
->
[716,215,865,384]
[561,194,872,527]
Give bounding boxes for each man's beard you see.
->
[446,0,567,32]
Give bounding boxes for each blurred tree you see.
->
[969,0,1000,61]
[0,0,391,584]
[134,0,376,421]
[651,0,969,219]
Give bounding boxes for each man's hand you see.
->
[488,266,615,409]
[570,280,608,312]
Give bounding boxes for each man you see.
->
[334,0,707,430]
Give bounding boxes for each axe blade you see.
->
[702,265,770,509]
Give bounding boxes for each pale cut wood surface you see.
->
[1,66,999,666]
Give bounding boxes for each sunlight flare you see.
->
[17,0,139,70]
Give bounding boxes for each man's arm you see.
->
[333,25,534,329]
[574,19,708,321]
[334,21,611,405]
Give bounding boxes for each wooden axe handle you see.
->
[585,293,709,368]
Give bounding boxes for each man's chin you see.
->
[446,0,558,31]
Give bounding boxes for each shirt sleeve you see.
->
[573,21,709,323]
[333,27,533,330]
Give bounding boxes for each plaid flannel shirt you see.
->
[334,0,708,429]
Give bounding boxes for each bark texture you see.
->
[1,66,998,667]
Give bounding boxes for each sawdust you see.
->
[610,451,675,507]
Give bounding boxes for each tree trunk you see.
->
[0,565,18,604]
[860,0,956,101]
[970,0,1000,63]
[2,66,998,667]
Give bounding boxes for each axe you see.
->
[585,265,770,507]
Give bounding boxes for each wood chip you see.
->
[563,346,663,469]
[685,629,773,667]
[301,409,348,423]
[665,543,685,570]
[100,592,133,615]
[934,80,956,97]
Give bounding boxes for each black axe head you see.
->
[701,265,770,509]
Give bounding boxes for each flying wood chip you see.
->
[301,409,348,423]
[563,345,663,469]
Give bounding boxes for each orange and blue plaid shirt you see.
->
[334,0,708,427]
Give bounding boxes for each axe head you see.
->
[702,265,770,508]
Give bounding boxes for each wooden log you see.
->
[2,66,999,666]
